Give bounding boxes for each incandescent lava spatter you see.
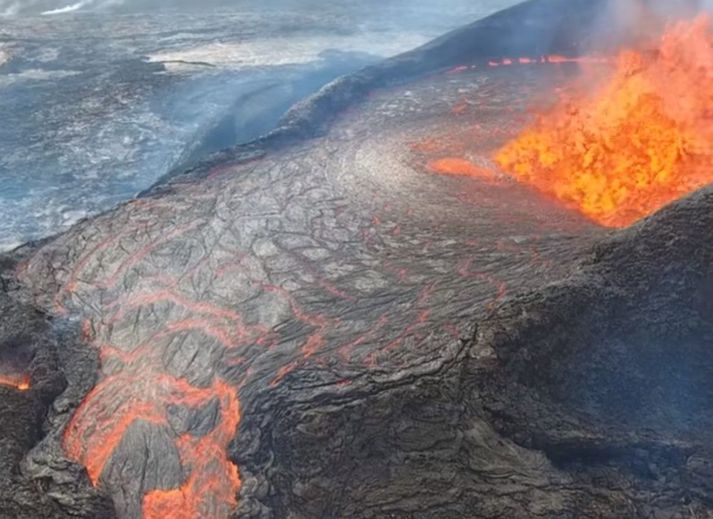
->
[5,0,713,518]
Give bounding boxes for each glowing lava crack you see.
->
[0,372,30,391]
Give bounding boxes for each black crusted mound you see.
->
[0,257,115,519]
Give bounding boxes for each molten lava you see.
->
[0,373,30,391]
[428,158,498,180]
[62,369,241,519]
[496,14,713,227]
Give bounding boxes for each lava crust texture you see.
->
[2,0,713,518]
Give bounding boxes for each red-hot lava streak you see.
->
[427,157,498,181]
[63,373,241,519]
[0,372,30,391]
[495,14,713,227]
[51,213,248,519]
[487,54,610,67]
[446,54,610,75]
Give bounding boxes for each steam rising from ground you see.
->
[2,0,518,16]
[0,0,522,250]
[2,0,121,16]
[41,2,90,15]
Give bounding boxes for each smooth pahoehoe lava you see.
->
[20,63,600,518]
[12,1,705,518]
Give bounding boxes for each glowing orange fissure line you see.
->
[490,54,612,66]
[103,288,273,346]
[264,282,331,386]
[99,220,205,289]
[447,54,611,74]
[51,206,176,315]
[365,284,434,368]
[0,373,30,391]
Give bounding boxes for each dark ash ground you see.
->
[1,0,713,518]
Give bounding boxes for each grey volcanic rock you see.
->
[0,257,114,519]
[225,195,713,519]
[475,187,713,445]
[2,0,492,249]
[2,0,713,518]
[469,187,713,516]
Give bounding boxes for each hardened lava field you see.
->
[3,0,713,517]
[4,0,713,515]
[17,64,603,518]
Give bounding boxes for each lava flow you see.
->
[427,157,498,180]
[495,14,713,228]
[0,372,30,391]
[20,26,603,519]
[63,373,241,519]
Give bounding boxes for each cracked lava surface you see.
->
[20,65,607,518]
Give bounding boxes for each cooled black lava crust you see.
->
[3,1,713,518]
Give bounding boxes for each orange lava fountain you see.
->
[495,14,713,228]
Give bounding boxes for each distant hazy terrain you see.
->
[0,0,519,249]
[1,0,519,16]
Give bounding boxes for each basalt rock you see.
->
[0,255,115,519]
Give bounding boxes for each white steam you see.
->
[0,0,126,16]
[41,1,91,15]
